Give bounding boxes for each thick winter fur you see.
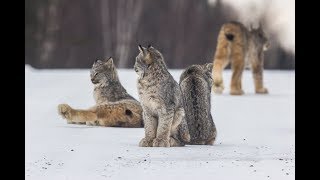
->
[134,45,190,147]
[179,63,217,145]
[212,21,270,95]
[58,57,143,128]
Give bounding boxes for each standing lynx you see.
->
[134,45,190,147]
[58,57,143,128]
[212,21,270,95]
[179,63,217,145]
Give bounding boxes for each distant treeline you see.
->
[25,0,294,69]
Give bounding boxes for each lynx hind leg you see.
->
[212,57,227,94]
[176,108,190,143]
[168,108,189,147]
[169,136,184,147]
[230,44,245,95]
[212,31,231,94]
[58,104,73,123]
[251,58,268,94]
[206,129,217,145]
[57,104,97,124]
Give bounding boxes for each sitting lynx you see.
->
[58,57,143,128]
[179,63,217,145]
[134,45,190,147]
[212,21,270,95]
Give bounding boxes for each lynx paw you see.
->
[212,84,224,94]
[152,138,170,147]
[230,89,244,95]
[256,88,268,94]
[139,138,154,147]
[169,137,184,147]
[58,104,73,120]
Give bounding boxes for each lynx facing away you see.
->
[134,45,190,147]
[179,63,217,145]
[58,57,143,128]
[212,21,270,95]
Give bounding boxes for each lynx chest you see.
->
[137,82,162,112]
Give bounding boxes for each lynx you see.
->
[179,63,217,145]
[134,45,190,147]
[212,21,270,95]
[58,57,143,128]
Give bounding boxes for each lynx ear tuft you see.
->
[106,57,113,63]
[138,45,144,53]
[203,63,213,72]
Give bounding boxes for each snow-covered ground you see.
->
[25,65,295,180]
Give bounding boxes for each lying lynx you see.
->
[58,57,143,128]
[134,45,190,147]
[212,21,270,95]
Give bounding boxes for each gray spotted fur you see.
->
[179,63,217,145]
[134,45,190,147]
[91,58,136,104]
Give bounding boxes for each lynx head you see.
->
[134,45,166,78]
[90,57,118,84]
[250,23,270,51]
[180,63,213,88]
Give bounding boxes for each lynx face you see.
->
[251,26,270,51]
[134,45,164,78]
[134,47,149,78]
[90,57,117,84]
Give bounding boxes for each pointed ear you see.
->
[204,63,213,72]
[138,45,145,54]
[105,57,113,64]
[107,57,113,63]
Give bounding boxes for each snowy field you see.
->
[25,65,295,180]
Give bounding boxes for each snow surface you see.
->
[25,65,295,180]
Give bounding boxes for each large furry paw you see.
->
[139,138,154,147]
[256,88,268,94]
[86,121,97,126]
[230,89,244,95]
[169,137,185,147]
[152,138,170,147]
[212,84,224,94]
[58,104,73,121]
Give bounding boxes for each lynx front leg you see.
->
[153,110,174,147]
[251,56,268,94]
[230,47,245,95]
[139,111,157,147]
[58,104,97,124]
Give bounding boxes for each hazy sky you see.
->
[208,0,295,54]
